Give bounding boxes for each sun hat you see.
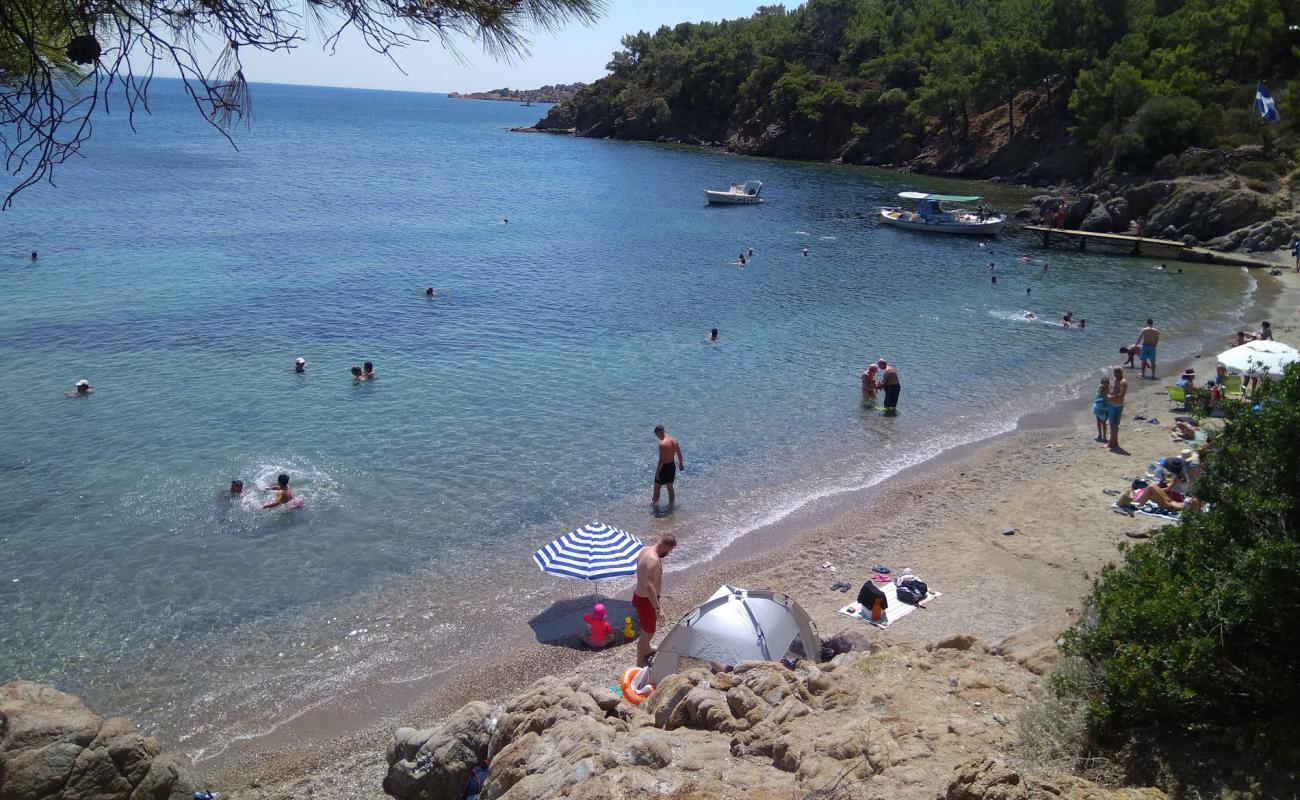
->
[876,358,887,367]
[76,379,89,388]
[591,603,607,620]
[295,357,306,365]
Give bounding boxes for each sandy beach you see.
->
[205,263,1300,799]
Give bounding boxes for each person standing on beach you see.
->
[1108,367,1128,450]
[633,533,676,667]
[652,426,685,507]
[877,359,901,415]
[1135,319,1160,379]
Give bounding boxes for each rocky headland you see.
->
[528,82,1296,259]
[449,84,586,105]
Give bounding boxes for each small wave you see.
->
[818,235,837,241]
[794,230,810,236]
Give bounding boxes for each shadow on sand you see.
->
[527,595,639,652]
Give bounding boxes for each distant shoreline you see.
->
[448,83,585,105]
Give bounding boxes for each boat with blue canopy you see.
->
[879,192,1005,235]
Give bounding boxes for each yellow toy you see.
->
[623,615,636,640]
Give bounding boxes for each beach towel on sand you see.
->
[838,581,940,628]
[1112,501,1180,521]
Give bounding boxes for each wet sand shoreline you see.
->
[205,265,1298,799]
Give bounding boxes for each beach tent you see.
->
[1217,340,1300,378]
[645,585,821,685]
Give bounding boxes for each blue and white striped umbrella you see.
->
[533,522,644,582]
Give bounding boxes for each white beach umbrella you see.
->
[532,522,644,596]
[1217,340,1300,378]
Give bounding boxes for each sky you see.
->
[217,1,765,93]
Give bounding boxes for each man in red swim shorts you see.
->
[633,533,676,667]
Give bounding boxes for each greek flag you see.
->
[1255,81,1280,123]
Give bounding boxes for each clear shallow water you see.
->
[0,81,1252,757]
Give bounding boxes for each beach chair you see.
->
[1222,375,1243,399]
[1166,385,1187,410]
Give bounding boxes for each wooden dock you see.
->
[1023,225,1278,268]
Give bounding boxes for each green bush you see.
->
[1060,366,1300,747]
[1115,95,1204,170]
[1236,160,1278,184]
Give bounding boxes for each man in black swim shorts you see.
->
[652,425,685,507]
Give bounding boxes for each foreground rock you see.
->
[384,629,1164,800]
[0,680,198,800]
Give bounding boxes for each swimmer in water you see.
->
[294,357,307,374]
[66,379,93,398]
[501,218,508,224]
[425,287,435,297]
[801,247,808,257]
[1079,318,1087,330]
[31,251,38,261]
[709,328,718,341]
[738,254,746,266]
[363,361,376,380]
[987,262,995,271]
[350,365,364,383]
[747,247,755,257]
[229,479,244,496]
[1023,311,1037,320]
[1062,311,1073,329]
[262,473,303,510]
[991,275,997,284]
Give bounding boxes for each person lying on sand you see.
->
[1118,479,1184,512]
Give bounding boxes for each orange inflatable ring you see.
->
[620,666,655,705]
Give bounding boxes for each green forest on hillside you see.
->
[558,0,1300,175]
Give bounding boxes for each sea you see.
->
[0,80,1255,760]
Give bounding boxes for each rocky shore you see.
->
[528,87,1296,259]
[0,681,200,800]
[449,84,585,105]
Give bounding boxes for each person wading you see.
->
[652,425,685,507]
[1135,319,1160,379]
[633,533,676,667]
[877,359,901,415]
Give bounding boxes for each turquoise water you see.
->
[0,81,1252,756]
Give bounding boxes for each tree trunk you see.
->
[961,98,969,145]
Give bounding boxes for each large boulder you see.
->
[0,680,198,800]
[1063,194,1097,229]
[383,702,493,800]
[1079,203,1114,233]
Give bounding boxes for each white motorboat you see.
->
[705,180,763,205]
[879,192,1005,235]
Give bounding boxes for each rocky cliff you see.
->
[531,86,1296,257]
[383,627,1163,800]
[0,681,200,800]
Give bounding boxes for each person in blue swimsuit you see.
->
[1093,377,1111,442]
[1135,318,1160,379]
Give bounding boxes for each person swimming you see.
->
[229,479,244,496]
[747,247,754,257]
[350,365,364,383]
[262,473,303,510]
[709,328,718,341]
[66,379,93,398]
[801,247,808,256]
[425,287,435,297]
[1023,310,1037,320]
[737,253,746,266]
[363,361,376,380]
[294,357,307,373]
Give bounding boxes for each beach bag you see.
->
[897,578,928,605]
[460,762,489,800]
[857,581,888,610]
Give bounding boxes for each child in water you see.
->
[1093,378,1111,442]
[262,473,304,511]
[861,364,880,406]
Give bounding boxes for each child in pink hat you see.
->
[581,603,613,649]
